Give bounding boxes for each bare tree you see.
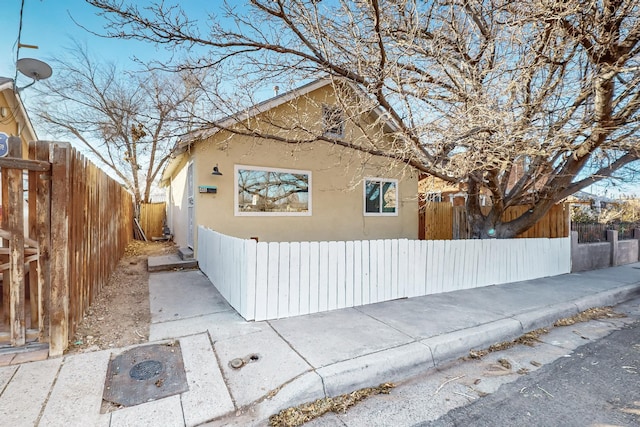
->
[35,43,203,207]
[87,0,640,237]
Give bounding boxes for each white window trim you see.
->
[363,177,399,217]
[234,164,312,217]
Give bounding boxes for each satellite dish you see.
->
[17,58,52,81]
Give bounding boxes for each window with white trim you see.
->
[235,165,311,216]
[364,178,398,216]
[424,191,442,202]
[322,105,344,138]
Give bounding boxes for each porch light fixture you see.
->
[212,164,223,176]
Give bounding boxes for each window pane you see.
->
[381,182,396,213]
[237,167,310,214]
[365,181,380,213]
[364,178,398,215]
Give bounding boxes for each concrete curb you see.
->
[316,341,434,397]
[572,283,640,311]
[513,302,580,332]
[421,318,523,365]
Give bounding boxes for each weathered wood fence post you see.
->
[7,136,25,346]
[33,141,51,342]
[49,142,70,357]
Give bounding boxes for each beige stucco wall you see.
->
[166,155,190,248]
[168,83,420,248]
[0,89,34,157]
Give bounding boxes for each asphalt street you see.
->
[424,320,640,427]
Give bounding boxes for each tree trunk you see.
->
[466,192,557,239]
[465,178,507,239]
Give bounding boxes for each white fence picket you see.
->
[398,239,408,298]
[361,240,370,305]
[278,242,290,319]
[245,239,257,320]
[327,241,338,311]
[197,227,571,322]
[390,239,399,299]
[432,240,445,294]
[353,240,363,306]
[318,241,329,312]
[255,242,269,321]
[309,242,320,314]
[379,239,388,302]
[405,240,415,297]
[345,241,354,307]
[299,242,310,315]
[289,242,300,317]
[267,242,280,319]
[336,241,346,309]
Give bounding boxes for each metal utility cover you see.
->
[103,342,189,407]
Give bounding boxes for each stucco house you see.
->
[161,79,419,251]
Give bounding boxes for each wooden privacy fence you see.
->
[139,202,166,240]
[1,139,133,356]
[198,226,571,322]
[422,202,570,240]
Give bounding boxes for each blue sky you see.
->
[0,0,279,115]
[0,0,212,83]
[1,0,637,197]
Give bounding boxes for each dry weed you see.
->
[553,306,625,327]
[269,383,395,427]
[468,306,625,360]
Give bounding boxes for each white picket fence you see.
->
[197,226,571,321]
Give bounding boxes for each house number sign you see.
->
[0,132,8,157]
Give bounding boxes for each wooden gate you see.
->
[1,138,133,356]
[0,138,50,349]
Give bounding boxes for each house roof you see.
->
[179,78,334,147]
[161,77,400,185]
[0,77,38,142]
[0,77,13,90]
[568,190,616,203]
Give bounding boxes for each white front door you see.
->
[187,162,194,248]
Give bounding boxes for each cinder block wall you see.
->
[571,229,640,272]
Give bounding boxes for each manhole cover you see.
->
[103,343,188,408]
[130,360,163,380]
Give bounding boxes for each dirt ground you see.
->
[66,240,177,355]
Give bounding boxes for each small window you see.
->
[424,192,442,203]
[235,165,311,216]
[364,178,398,216]
[322,105,344,138]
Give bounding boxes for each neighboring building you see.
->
[161,79,419,251]
[0,77,37,227]
[419,156,531,207]
[568,190,618,213]
[419,175,491,207]
[0,77,37,157]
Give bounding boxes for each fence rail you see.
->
[198,227,571,322]
[572,222,639,243]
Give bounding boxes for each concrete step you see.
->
[148,254,198,272]
[178,247,194,260]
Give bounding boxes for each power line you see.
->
[13,0,26,86]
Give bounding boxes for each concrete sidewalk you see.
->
[1,263,639,426]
